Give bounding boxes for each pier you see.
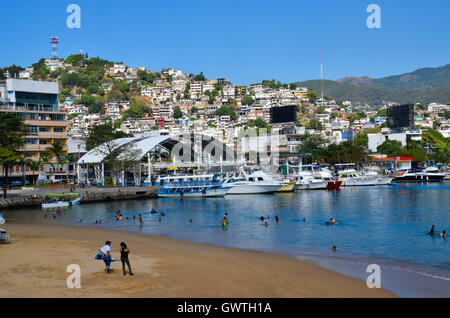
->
[0,186,159,209]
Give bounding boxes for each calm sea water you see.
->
[4,182,450,296]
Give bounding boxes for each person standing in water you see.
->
[221,217,228,229]
[429,225,436,235]
[120,242,133,276]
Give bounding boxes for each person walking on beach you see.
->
[100,241,112,273]
[120,242,133,276]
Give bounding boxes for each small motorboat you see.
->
[42,193,82,209]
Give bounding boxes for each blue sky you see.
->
[2,0,449,85]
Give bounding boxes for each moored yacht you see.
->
[337,169,379,186]
[223,170,282,194]
[395,167,445,182]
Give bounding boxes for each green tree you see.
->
[307,89,318,103]
[376,140,403,156]
[84,123,131,151]
[215,106,237,121]
[241,96,254,106]
[173,107,183,119]
[48,141,66,175]
[193,72,206,81]
[123,99,152,119]
[306,119,323,130]
[0,148,18,186]
[0,113,25,150]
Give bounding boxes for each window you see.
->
[25,139,38,145]
[53,127,64,132]
[39,127,50,132]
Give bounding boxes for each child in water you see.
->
[221,217,228,228]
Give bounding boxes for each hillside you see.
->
[338,64,450,90]
[295,80,450,106]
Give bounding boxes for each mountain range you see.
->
[295,64,450,106]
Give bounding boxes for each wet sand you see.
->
[0,224,395,298]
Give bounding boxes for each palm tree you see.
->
[25,159,42,185]
[48,141,65,175]
[38,153,52,184]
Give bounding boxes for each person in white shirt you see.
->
[99,241,112,273]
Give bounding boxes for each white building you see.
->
[44,59,65,71]
[368,133,407,153]
[113,63,127,74]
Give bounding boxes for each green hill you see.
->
[295,80,450,106]
[338,64,450,90]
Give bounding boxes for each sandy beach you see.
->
[0,224,395,298]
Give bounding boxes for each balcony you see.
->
[25,119,67,126]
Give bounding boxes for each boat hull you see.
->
[276,182,295,193]
[376,177,393,185]
[295,181,328,190]
[326,181,342,190]
[42,197,82,209]
[227,184,280,195]
[395,175,445,182]
[340,178,378,186]
[157,188,229,198]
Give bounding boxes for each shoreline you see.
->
[0,186,158,209]
[0,223,394,298]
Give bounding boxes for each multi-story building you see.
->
[0,79,68,184]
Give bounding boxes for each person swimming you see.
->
[275,216,279,223]
[259,216,264,221]
[331,246,337,252]
[440,231,446,238]
[264,219,269,227]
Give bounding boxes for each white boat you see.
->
[363,170,393,185]
[223,170,282,194]
[292,166,341,190]
[42,196,82,209]
[293,170,328,190]
[156,174,231,198]
[337,169,379,186]
[395,167,445,182]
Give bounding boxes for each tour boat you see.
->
[42,193,82,209]
[156,174,231,198]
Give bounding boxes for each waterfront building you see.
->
[0,79,68,184]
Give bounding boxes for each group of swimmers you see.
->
[258,215,280,227]
[429,225,446,238]
[44,207,67,219]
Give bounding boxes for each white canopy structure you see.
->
[76,134,236,186]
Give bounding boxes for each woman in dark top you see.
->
[120,242,134,276]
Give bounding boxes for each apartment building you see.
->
[0,79,68,183]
